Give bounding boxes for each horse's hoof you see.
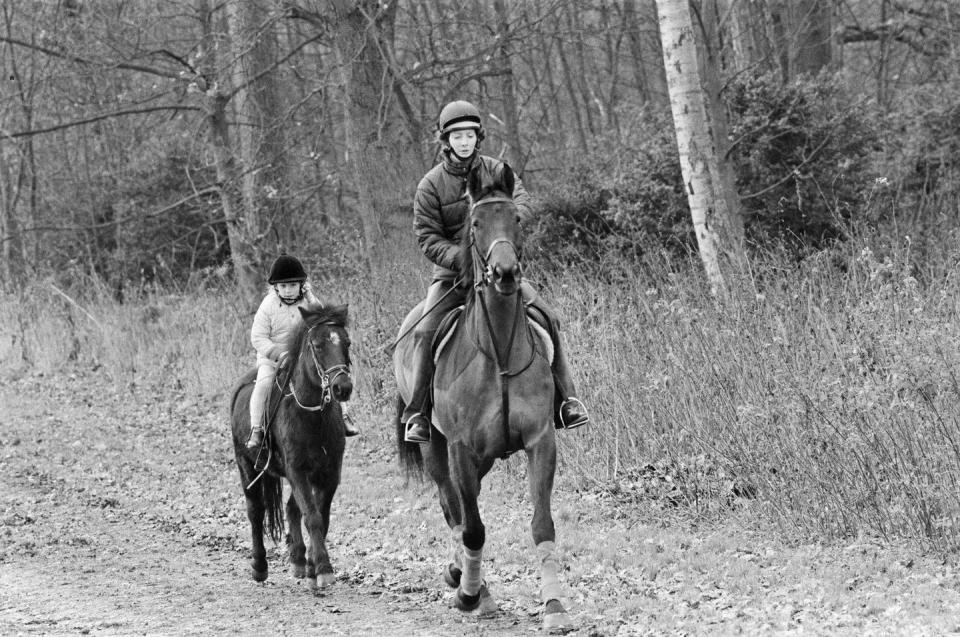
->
[443,563,462,588]
[453,584,494,613]
[543,600,574,634]
[251,567,268,583]
[292,564,306,579]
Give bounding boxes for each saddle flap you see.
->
[432,305,464,361]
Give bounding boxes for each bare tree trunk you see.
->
[493,0,523,168]
[623,0,653,103]
[330,0,395,265]
[789,0,832,77]
[226,0,291,255]
[655,0,745,294]
[196,0,259,303]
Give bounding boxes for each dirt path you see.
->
[4,370,960,636]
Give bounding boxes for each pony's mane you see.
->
[285,303,349,358]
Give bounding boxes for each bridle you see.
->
[283,322,351,412]
[468,196,522,289]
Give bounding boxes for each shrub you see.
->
[725,72,878,251]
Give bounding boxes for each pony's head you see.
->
[460,163,522,296]
[290,303,353,403]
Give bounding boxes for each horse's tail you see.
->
[261,472,285,544]
[395,394,424,478]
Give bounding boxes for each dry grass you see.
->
[4,225,960,550]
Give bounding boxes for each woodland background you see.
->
[5,0,960,551]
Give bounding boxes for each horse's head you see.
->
[462,163,522,296]
[295,303,353,403]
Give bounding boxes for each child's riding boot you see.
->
[343,413,360,437]
[246,425,265,449]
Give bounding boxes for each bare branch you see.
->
[5,105,202,139]
[0,35,185,79]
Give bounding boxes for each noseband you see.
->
[285,322,351,412]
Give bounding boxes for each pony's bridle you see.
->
[285,323,351,412]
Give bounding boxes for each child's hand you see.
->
[277,351,289,366]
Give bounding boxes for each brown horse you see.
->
[230,303,352,591]
[393,166,574,631]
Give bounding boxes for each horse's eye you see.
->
[472,219,479,227]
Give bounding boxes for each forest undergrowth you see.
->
[4,213,960,554]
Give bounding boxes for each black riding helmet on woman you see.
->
[401,99,590,443]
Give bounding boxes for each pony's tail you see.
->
[262,473,285,544]
[395,395,424,479]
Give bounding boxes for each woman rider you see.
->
[402,99,590,443]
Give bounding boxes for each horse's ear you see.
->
[501,163,515,196]
[466,165,483,201]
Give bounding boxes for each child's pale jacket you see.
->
[251,286,320,368]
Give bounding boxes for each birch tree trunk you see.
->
[655,0,745,294]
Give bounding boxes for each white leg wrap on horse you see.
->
[461,546,483,596]
[537,541,564,602]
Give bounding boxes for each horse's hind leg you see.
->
[422,436,466,588]
[526,437,574,632]
[238,466,269,582]
[287,495,307,579]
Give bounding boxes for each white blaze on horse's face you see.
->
[329,332,341,346]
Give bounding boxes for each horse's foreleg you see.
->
[286,495,306,579]
[448,445,496,614]
[526,437,574,632]
[288,477,336,591]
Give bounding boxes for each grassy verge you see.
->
[4,225,960,550]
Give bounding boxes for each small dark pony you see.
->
[230,303,352,591]
[393,165,574,632]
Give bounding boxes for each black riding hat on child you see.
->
[268,254,307,284]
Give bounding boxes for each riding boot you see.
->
[402,335,434,443]
[550,335,590,430]
[343,411,360,437]
[246,425,265,449]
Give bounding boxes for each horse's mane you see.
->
[285,303,349,361]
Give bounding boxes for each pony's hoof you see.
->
[250,561,268,582]
[543,600,575,634]
[443,563,462,588]
[292,564,306,579]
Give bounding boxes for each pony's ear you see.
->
[501,163,515,196]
